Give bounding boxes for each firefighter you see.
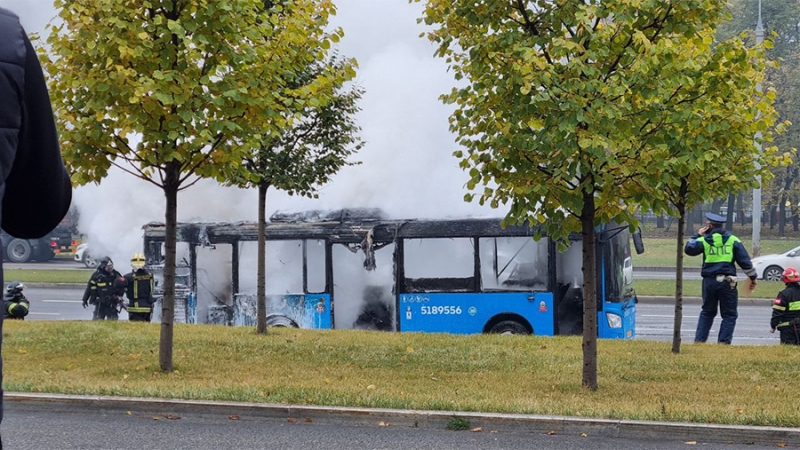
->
[3,281,29,320]
[123,253,154,322]
[82,257,124,320]
[770,267,800,345]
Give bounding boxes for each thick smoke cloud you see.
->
[12,0,503,272]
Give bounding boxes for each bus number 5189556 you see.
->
[420,306,462,315]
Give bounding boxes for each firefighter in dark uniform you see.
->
[82,257,124,320]
[3,281,29,320]
[123,253,154,322]
[771,267,800,345]
[685,212,758,344]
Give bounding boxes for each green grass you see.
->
[3,269,90,284]
[4,321,800,427]
[633,279,782,298]
[634,238,800,268]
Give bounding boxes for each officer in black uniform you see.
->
[771,267,800,345]
[82,257,124,320]
[685,212,758,344]
[3,281,29,320]
[123,253,154,322]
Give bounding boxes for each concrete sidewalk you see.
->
[6,392,799,446]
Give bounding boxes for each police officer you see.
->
[770,267,800,345]
[685,212,758,344]
[123,253,154,322]
[3,281,29,320]
[82,257,124,320]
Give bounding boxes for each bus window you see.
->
[332,242,395,330]
[265,240,303,294]
[306,239,326,293]
[403,238,475,292]
[479,237,548,291]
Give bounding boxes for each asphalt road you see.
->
[0,401,782,450]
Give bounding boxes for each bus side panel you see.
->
[269,293,332,330]
[399,292,554,335]
[597,297,636,339]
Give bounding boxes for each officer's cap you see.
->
[705,212,726,224]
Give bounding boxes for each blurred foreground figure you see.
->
[0,6,74,436]
[770,267,800,345]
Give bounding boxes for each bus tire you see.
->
[6,239,32,263]
[489,320,530,335]
[265,314,299,328]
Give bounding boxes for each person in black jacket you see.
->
[82,257,124,320]
[770,267,800,345]
[3,281,29,320]
[123,253,154,322]
[0,7,73,432]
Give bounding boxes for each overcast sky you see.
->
[2,0,501,263]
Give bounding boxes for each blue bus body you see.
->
[143,211,639,339]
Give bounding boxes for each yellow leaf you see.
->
[736,409,744,414]
[126,411,131,415]
[367,384,376,390]
[684,441,697,445]
[406,346,414,353]
[18,349,27,354]
[123,374,129,380]
[324,377,331,384]
[378,421,389,427]
[580,433,587,437]
[470,427,483,432]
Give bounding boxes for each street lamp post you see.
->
[752,0,764,257]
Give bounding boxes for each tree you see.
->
[633,33,790,353]
[44,0,347,371]
[418,0,789,388]
[223,56,363,334]
[717,0,800,236]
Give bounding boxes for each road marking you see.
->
[40,300,82,303]
[28,312,61,316]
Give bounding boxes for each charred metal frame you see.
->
[142,215,598,331]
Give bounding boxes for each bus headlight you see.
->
[606,313,622,329]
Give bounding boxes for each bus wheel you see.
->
[265,314,299,328]
[489,320,530,335]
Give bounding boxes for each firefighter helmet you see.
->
[131,253,146,270]
[6,281,24,293]
[782,267,800,283]
[98,257,114,272]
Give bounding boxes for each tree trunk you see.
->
[725,192,735,231]
[656,214,664,229]
[159,163,180,372]
[672,186,688,354]
[581,193,598,391]
[780,196,787,237]
[256,182,268,334]
[737,191,744,226]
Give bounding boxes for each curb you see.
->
[6,393,800,446]
[638,296,774,305]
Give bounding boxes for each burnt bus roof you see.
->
[140,216,573,245]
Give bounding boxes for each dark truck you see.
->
[0,230,55,263]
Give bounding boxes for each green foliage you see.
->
[418,0,788,242]
[222,55,363,197]
[44,0,345,188]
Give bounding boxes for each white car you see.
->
[751,245,800,281]
[74,243,99,269]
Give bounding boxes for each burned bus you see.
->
[142,209,642,338]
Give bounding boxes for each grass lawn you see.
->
[633,279,782,298]
[634,238,800,268]
[3,269,90,284]
[3,320,799,427]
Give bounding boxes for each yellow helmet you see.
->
[131,253,146,270]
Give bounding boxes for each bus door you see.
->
[256,239,331,329]
[331,240,396,331]
[597,230,636,339]
[399,236,553,335]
